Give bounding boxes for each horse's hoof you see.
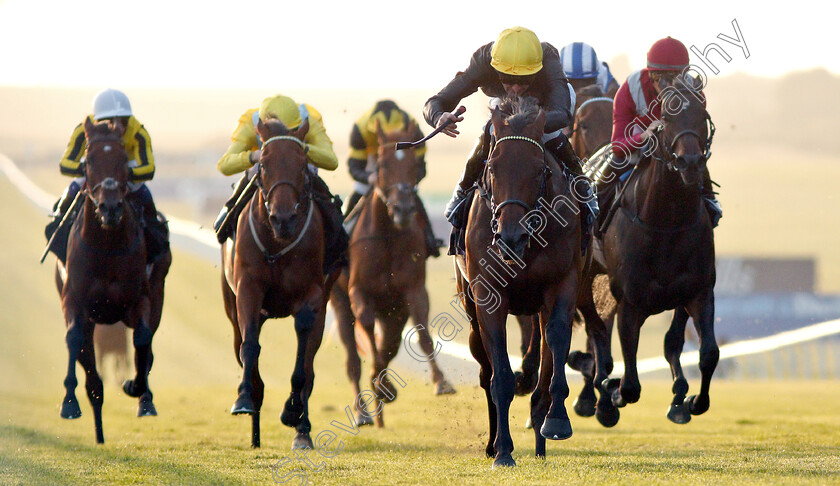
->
[573,396,596,417]
[540,417,573,440]
[435,380,456,396]
[122,380,146,398]
[596,403,620,427]
[485,445,496,459]
[524,417,533,429]
[567,350,595,376]
[280,396,303,427]
[514,370,538,396]
[375,377,398,403]
[60,398,82,419]
[667,402,691,424]
[356,413,374,427]
[292,433,314,450]
[687,394,710,416]
[492,453,516,469]
[138,399,158,417]
[230,395,255,415]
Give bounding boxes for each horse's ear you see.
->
[83,117,95,138]
[374,119,385,143]
[534,109,546,136]
[405,119,417,138]
[256,117,269,140]
[490,106,504,134]
[294,118,310,140]
[109,118,126,138]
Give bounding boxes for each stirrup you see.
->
[704,197,722,227]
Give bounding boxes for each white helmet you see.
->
[92,88,132,120]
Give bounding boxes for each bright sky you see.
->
[0,0,835,89]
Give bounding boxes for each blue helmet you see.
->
[560,42,600,79]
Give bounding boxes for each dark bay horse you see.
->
[55,118,171,443]
[584,85,718,426]
[455,97,583,467]
[221,117,338,449]
[330,121,454,428]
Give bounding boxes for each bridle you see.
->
[372,148,419,209]
[652,111,716,174]
[480,135,552,243]
[82,137,129,206]
[249,134,314,262]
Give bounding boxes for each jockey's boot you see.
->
[45,180,82,242]
[215,172,256,244]
[417,200,443,258]
[343,191,364,218]
[310,175,349,275]
[128,184,169,264]
[546,133,599,250]
[445,127,490,229]
[701,166,722,228]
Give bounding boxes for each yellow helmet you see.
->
[490,27,543,76]
[259,95,302,128]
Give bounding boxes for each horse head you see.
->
[83,117,129,228]
[571,84,613,158]
[255,116,311,241]
[654,82,714,187]
[373,120,420,229]
[486,96,547,260]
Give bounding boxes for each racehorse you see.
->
[570,84,614,159]
[221,116,339,449]
[330,121,455,428]
[583,84,718,425]
[55,117,171,444]
[454,96,583,467]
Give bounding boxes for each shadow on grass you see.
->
[0,424,249,485]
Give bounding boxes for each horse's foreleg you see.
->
[665,307,691,424]
[612,300,645,407]
[231,287,264,419]
[333,289,368,426]
[478,309,516,469]
[539,294,575,442]
[686,290,718,417]
[514,315,540,397]
[289,303,325,451]
[77,325,105,443]
[531,309,554,458]
[468,314,497,460]
[407,286,455,396]
[60,314,85,420]
[578,297,619,427]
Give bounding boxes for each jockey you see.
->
[424,26,598,251]
[45,88,168,264]
[610,36,722,227]
[559,42,620,99]
[214,94,348,273]
[345,99,443,258]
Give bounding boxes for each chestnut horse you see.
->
[455,97,583,467]
[570,84,614,159]
[221,117,338,449]
[330,121,455,428]
[55,118,171,443]
[582,84,718,426]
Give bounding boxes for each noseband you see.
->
[654,111,716,173]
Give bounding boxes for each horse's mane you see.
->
[262,116,292,135]
[497,96,541,133]
[87,120,122,143]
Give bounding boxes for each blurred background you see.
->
[2,0,839,387]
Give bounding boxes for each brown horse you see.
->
[330,121,455,428]
[55,118,171,443]
[455,97,583,467]
[570,84,614,159]
[583,84,718,425]
[221,117,338,449]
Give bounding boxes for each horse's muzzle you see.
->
[494,227,528,263]
[269,211,298,240]
[97,200,124,228]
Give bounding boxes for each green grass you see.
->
[2,177,840,485]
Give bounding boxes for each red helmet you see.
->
[647,37,689,72]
